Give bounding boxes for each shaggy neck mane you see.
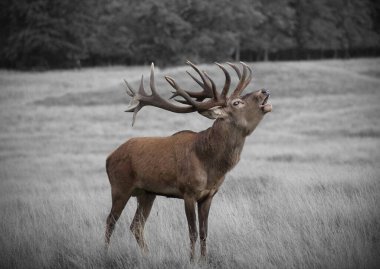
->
[194,118,247,174]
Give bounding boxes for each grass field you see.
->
[0,59,379,268]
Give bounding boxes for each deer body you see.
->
[107,118,250,200]
[105,62,272,260]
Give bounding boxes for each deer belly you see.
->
[133,162,181,197]
[139,175,181,197]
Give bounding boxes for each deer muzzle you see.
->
[260,93,272,113]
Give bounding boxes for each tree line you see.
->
[0,0,379,69]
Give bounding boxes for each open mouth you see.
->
[262,94,269,105]
[260,94,272,113]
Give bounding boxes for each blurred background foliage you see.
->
[0,0,379,69]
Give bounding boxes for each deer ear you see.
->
[199,107,228,119]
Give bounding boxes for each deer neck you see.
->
[194,118,247,174]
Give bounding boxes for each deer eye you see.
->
[233,100,241,106]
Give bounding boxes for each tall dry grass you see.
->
[0,59,379,268]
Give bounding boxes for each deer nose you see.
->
[261,89,270,95]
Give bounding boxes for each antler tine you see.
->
[203,72,219,102]
[149,62,157,95]
[124,79,134,97]
[124,75,145,126]
[124,75,145,113]
[185,71,214,101]
[124,63,195,126]
[165,73,225,112]
[241,62,253,89]
[171,60,221,103]
[227,62,241,79]
[170,62,218,102]
[229,62,252,98]
[186,61,216,98]
[215,62,231,99]
[186,71,205,89]
[164,76,199,107]
[169,70,213,101]
[186,61,208,85]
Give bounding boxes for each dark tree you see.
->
[126,0,192,66]
[0,0,379,69]
[85,0,135,65]
[254,0,296,61]
[1,0,94,68]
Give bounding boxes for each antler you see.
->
[170,62,214,101]
[227,62,253,99]
[124,61,253,125]
[125,63,196,126]
[165,61,229,111]
[169,61,251,105]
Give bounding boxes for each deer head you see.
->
[124,61,272,134]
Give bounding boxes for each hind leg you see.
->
[105,188,133,247]
[130,193,156,253]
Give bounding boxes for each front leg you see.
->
[198,195,213,258]
[184,195,198,261]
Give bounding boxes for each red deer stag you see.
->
[105,61,272,260]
